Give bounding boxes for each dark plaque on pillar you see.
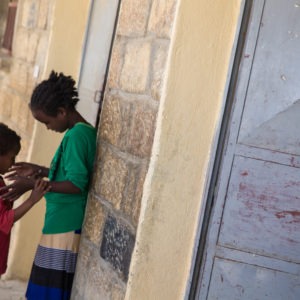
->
[100,215,135,280]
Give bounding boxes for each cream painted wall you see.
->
[126,0,242,299]
[7,0,91,280]
[46,0,90,78]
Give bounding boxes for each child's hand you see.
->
[12,179,51,222]
[5,162,41,179]
[29,179,51,204]
[0,176,35,202]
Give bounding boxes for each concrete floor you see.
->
[0,280,27,300]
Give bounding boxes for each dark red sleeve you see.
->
[0,179,14,235]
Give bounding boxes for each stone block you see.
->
[37,0,49,29]
[79,249,126,299]
[36,34,50,68]
[128,100,157,158]
[92,143,106,190]
[71,237,94,299]
[148,0,177,39]
[99,93,132,150]
[117,0,151,37]
[21,0,38,29]
[120,40,151,93]
[97,148,128,209]
[11,97,22,124]
[151,40,169,101]
[107,36,124,89]
[126,163,148,228]
[110,281,126,300]
[13,28,29,61]
[17,99,30,132]
[0,89,13,118]
[27,32,40,63]
[132,165,147,225]
[83,194,106,246]
[121,163,140,219]
[121,163,147,227]
[9,62,30,95]
[100,215,135,281]
[0,53,12,72]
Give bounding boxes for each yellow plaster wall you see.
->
[7,0,90,280]
[126,0,242,299]
[46,0,90,77]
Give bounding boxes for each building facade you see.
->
[2,0,299,299]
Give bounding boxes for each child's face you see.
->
[31,108,68,133]
[0,147,19,174]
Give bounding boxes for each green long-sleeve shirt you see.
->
[43,122,96,234]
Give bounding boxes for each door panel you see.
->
[240,100,300,155]
[219,156,300,263]
[208,258,300,300]
[77,0,119,126]
[239,0,300,145]
[197,1,300,298]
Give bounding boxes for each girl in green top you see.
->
[3,71,97,300]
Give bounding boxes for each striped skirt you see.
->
[26,230,81,300]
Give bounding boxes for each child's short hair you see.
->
[30,70,79,116]
[0,123,21,155]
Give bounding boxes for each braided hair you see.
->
[0,123,21,155]
[30,71,79,116]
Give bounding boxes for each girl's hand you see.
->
[12,179,51,222]
[0,176,35,202]
[29,179,51,204]
[5,162,41,179]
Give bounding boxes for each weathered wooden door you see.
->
[196,1,300,299]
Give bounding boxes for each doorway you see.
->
[77,0,120,126]
[191,0,300,298]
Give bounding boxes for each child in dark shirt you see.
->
[0,123,49,276]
